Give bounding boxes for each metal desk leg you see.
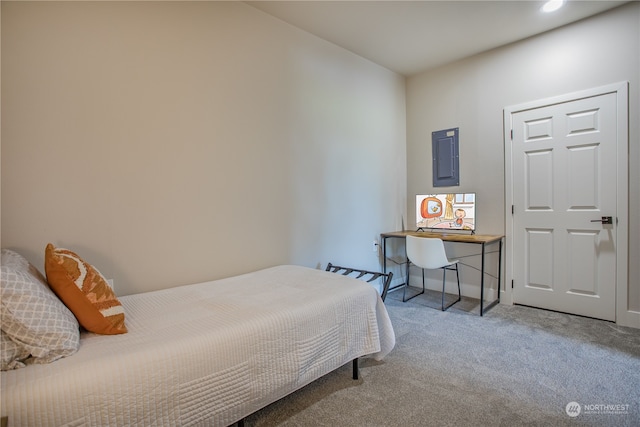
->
[480,242,486,316]
[381,235,409,295]
[480,239,502,316]
[498,239,502,303]
[382,236,387,274]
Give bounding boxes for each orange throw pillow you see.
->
[44,244,127,335]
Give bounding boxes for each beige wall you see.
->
[1,1,407,295]
[406,3,639,324]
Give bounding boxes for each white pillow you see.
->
[1,249,80,369]
[0,329,29,370]
[1,247,30,269]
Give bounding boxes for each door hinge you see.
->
[512,205,514,215]
[510,129,513,140]
[511,280,514,289]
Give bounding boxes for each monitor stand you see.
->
[415,227,475,235]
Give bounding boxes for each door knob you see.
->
[590,216,613,224]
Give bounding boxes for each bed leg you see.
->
[352,358,359,380]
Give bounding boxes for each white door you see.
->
[510,92,617,321]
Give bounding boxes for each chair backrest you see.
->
[406,236,451,270]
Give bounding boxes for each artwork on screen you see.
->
[416,193,476,232]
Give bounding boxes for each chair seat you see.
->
[404,236,461,311]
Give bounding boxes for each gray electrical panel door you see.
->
[432,128,459,187]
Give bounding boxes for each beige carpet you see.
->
[244,288,640,427]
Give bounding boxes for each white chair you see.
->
[404,236,461,311]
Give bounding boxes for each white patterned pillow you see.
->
[1,248,30,269]
[1,329,29,370]
[1,249,80,369]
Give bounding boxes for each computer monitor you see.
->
[416,193,476,232]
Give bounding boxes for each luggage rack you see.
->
[325,263,393,302]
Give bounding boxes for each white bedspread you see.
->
[1,265,395,426]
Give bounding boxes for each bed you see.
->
[1,261,395,427]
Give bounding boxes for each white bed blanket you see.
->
[1,265,395,426]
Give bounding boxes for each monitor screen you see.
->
[416,193,476,231]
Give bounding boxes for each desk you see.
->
[381,231,504,316]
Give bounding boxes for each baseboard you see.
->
[617,309,640,329]
[402,273,498,301]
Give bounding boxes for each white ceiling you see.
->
[246,0,630,76]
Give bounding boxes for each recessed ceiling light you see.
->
[542,0,565,13]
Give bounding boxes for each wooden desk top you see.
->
[381,230,504,244]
